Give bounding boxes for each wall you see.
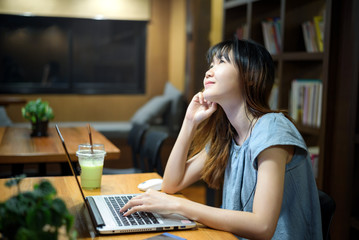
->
[168,0,186,92]
[2,0,186,123]
[210,0,223,46]
[0,0,150,20]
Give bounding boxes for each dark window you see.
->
[0,14,146,94]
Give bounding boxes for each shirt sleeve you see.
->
[248,113,308,170]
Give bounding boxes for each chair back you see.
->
[140,130,169,176]
[103,123,149,175]
[318,190,336,240]
[127,123,149,171]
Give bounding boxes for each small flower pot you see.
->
[31,121,49,137]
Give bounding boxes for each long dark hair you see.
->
[189,37,284,189]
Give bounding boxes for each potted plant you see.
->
[0,175,77,240]
[21,98,54,137]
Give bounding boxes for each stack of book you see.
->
[308,146,319,178]
[261,17,281,54]
[302,15,324,52]
[236,23,248,40]
[269,82,279,110]
[290,79,323,128]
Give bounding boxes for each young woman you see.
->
[121,38,322,239]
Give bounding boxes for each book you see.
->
[290,79,322,127]
[273,19,281,52]
[308,146,319,178]
[261,17,281,54]
[302,21,319,52]
[316,83,323,127]
[269,82,279,110]
[262,21,273,54]
[302,21,313,52]
[313,16,324,52]
[236,23,248,40]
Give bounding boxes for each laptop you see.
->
[55,125,197,234]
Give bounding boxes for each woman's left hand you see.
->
[120,189,180,216]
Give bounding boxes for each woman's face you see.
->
[203,51,242,105]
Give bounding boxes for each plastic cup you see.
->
[76,144,106,190]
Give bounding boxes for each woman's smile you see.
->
[204,80,215,88]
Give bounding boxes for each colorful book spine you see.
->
[308,146,319,178]
[302,15,325,53]
[313,16,324,52]
[290,79,322,127]
[261,17,281,54]
[236,23,248,40]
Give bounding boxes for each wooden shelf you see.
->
[281,52,324,61]
[220,0,359,238]
[224,0,250,9]
[296,123,320,136]
[222,0,328,203]
[271,52,324,61]
[222,1,327,136]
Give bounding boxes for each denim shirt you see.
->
[222,113,322,239]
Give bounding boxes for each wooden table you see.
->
[0,173,237,239]
[0,126,121,175]
[0,97,26,106]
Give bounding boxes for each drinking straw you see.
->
[87,124,94,154]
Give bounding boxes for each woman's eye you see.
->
[219,58,226,63]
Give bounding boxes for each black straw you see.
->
[87,124,94,154]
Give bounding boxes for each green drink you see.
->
[76,144,106,190]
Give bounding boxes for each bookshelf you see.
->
[222,0,330,186]
[221,0,359,238]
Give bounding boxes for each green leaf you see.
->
[1,178,75,240]
[36,180,56,198]
[65,213,75,234]
[51,198,66,214]
[38,231,58,240]
[70,229,78,240]
[26,207,41,231]
[4,196,28,216]
[21,98,54,123]
[15,227,38,240]
[5,174,26,188]
[50,198,68,227]
[31,116,37,124]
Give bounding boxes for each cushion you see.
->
[164,82,185,132]
[0,106,12,126]
[131,95,171,125]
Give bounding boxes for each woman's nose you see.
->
[205,68,213,78]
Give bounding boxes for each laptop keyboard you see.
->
[104,196,160,226]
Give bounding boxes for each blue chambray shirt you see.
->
[222,113,322,239]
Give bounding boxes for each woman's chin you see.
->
[203,90,215,101]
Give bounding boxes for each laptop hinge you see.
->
[86,197,105,228]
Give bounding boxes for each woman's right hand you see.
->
[185,92,217,126]
[162,92,214,193]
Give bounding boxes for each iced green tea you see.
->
[76,144,106,189]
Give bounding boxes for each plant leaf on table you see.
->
[21,98,54,124]
[0,175,76,240]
